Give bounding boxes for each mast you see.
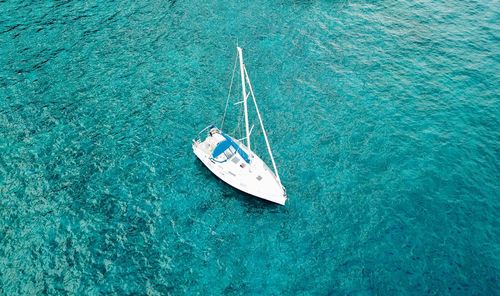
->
[237,47,251,152]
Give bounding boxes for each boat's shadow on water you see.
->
[193,159,284,213]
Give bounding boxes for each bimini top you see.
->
[212,133,250,163]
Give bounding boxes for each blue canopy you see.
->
[212,133,250,163]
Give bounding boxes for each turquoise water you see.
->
[1,0,499,294]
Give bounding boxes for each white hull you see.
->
[192,134,286,205]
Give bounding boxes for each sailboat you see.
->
[192,47,287,205]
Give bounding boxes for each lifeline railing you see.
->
[193,124,215,142]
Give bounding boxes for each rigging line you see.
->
[220,53,238,130]
[234,101,244,138]
[244,66,282,185]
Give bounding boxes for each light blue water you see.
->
[1,0,499,294]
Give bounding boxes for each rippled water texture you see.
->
[1,0,499,294]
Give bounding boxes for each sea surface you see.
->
[1,0,499,295]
